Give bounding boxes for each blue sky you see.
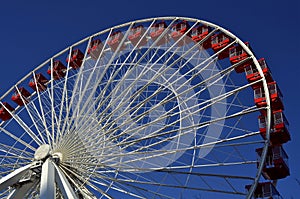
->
[0,0,299,198]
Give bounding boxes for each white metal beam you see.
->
[7,179,37,199]
[0,163,32,191]
[52,162,77,199]
[40,159,55,199]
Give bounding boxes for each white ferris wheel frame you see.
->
[0,16,272,199]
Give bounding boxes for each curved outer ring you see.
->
[0,16,271,198]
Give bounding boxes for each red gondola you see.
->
[11,87,31,106]
[245,58,273,85]
[258,110,291,144]
[128,25,147,48]
[0,102,14,121]
[245,182,281,199]
[150,21,168,46]
[170,20,191,46]
[29,73,48,92]
[211,33,231,59]
[47,60,67,80]
[256,145,290,180]
[191,25,211,49]
[66,49,84,69]
[229,42,251,73]
[254,81,284,110]
[107,31,126,52]
[88,39,104,60]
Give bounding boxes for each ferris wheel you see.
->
[0,17,291,198]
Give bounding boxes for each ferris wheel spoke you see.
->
[14,87,47,145]
[90,32,152,109]
[59,47,88,143]
[65,131,259,165]
[68,163,174,199]
[95,173,246,196]
[63,95,259,158]
[66,23,135,132]
[59,164,115,199]
[44,89,63,147]
[66,55,107,132]
[49,59,56,147]
[61,22,206,149]
[0,127,37,152]
[89,178,149,199]
[76,49,163,135]
[0,155,32,161]
[32,72,53,146]
[96,41,195,125]
[104,141,256,168]
[98,48,183,132]
[59,51,86,142]
[57,165,97,199]
[116,130,259,165]
[27,98,54,142]
[99,63,226,140]
[0,103,43,146]
[70,19,180,130]
[66,45,163,143]
[60,29,123,144]
[63,118,259,166]
[51,162,78,198]
[95,83,258,150]
[89,175,150,199]
[56,60,73,146]
[85,48,249,143]
[69,50,203,148]
[0,157,32,166]
[0,143,34,157]
[56,47,75,146]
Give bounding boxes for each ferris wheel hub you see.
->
[34,144,51,161]
[52,152,63,163]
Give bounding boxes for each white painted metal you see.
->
[34,144,51,160]
[52,162,77,199]
[40,159,55,199]
[0,163,33,191]
[7,179,37,199]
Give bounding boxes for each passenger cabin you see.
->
[211,33,231,59]
[150,21,168,46]
[254,82,284,110]
[229,42,251,73]
[258,110,291,144]
[245,182,281,199]
[191,25,211,49]
[11,87,31,106]
[29,73,48,92]
[66,49,84,69]
[245,58,273,85]
[170,20,191,46]
[0,102,14,121]
[128,25,147,48]
[88,39,104,60]
[47,60,67,80]
[108,31,126,52]
[256,145,290,180]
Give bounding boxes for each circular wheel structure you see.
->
[0,16,290,198]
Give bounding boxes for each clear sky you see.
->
[0,0,299,198]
